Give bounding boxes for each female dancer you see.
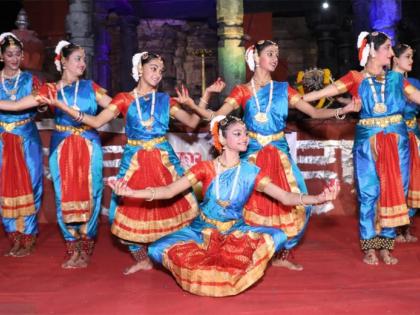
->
[392,43,420,242]
[181,40,358,270]
[108,115,339,297]
[0,40,113,268]
[43,51,225,274]
[0,32,42,257]
[303,32,420,265]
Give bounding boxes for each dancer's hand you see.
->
[206,77,225,94]
[39,88,66,110]
[174,84,195,108]
[105,177,134,197]
[317,179,340,203]
[342,96,361,114]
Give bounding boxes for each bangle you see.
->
[299,193,306,207]
[74,110,84,123]
[205,109,215,122]
[145,187,156,201]
[199,98,209,106]
[335,108,346,120]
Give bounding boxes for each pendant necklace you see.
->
[251,78,273,123]
[134,88,155,130]
[215,157,241,208]
[1,69,21,101]
[60,80,80,111]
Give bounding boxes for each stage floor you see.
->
[1,216,420,315]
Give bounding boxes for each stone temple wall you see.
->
[109,19,219,107]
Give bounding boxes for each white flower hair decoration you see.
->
[54,40,71,72]
[131,52,149,82]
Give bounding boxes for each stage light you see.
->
[322,1,329,9]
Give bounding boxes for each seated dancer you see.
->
[303,32,420,265]
[43,51,225,274]
[0,32,43,257]
[108,115,340,297]
[179,40,359,270]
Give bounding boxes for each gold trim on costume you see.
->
[256,176,272,192]
[244,148,305,237]
[169,105,180,119]
[248,131,284,147]
[225,97,240,109]
[111,148,199,243]
[405,117,418,129]
[162,228,275,297]
[0,118,32,132]
[55,124,92,136]
[334,80,348,94]
[127,136,166,151]
[289,94,301,106]
[107,104,120,117]
[404,84,416,96]
[16,216,25,233]
[379,204,409,228]
[185,170,198,186]
[95,87,107,101]
[200,213,237,233]
[358,114,403,128]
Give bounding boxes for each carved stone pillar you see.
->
[65,0,94,78]
[93,3,111,91]
[217,0,245,102]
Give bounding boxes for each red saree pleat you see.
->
[59,135,92,223]
[0,132,35,218]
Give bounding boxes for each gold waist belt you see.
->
[248,131,285,147]
[127,136,166,150]
[55,124,92,135]
[358,114,403,128]
[405,117,418,129]
[0,118,32,132]
[200,213,238,233]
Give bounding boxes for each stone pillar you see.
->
[217,0,245,102]
[93,3,111,91]
[65,0,94,79]
[119,15,139,91]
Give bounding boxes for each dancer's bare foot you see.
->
[395,234,407,243]
[123,257,153,275]
[13,246,33,257]
[363,249,379,265]
[4,242,20,257]
[272,258,304,271]
[379,249,398,265]
[75,252,89,268]
[61,252,80,269]
[404,232,418,243]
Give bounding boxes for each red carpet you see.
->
[1,216,420,315]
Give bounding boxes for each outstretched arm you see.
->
[262,180,340,206]
[293,97,361,119]
[302,84,342,103]
[175,78,228,124]
[107,176,193,200]
[41,91,115,128]
[0,95,40,111]
[406,86,420,105]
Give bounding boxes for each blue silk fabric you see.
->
[149,160,287,263]
[109,93,188,251]
[405,77,420,217]
[354,71,409,240]
[49,80,103,241]
[241,81,311,250]
[0,71,42,235]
